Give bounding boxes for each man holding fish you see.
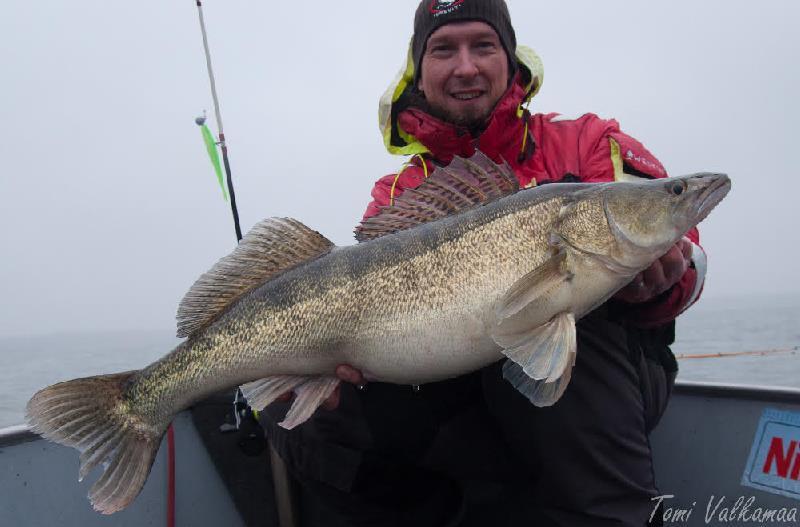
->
[262,1,705,525]
[27,0,729,523]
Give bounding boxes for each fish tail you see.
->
[26,371,162,514]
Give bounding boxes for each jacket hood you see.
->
[378,42,544,156]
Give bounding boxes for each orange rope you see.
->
[676,347,799,360]
[518,102,532,157]
[390,154,427,206]
[419,154,429,178]
[520,120,529,154]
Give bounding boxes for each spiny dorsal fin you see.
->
[176,218,334,338]
[354,150,518,242]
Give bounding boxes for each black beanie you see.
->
[412,0,517,84]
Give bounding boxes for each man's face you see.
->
[418,21,510,128]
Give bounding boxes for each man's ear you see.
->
[505,51,517,87]
[416,60,427,95]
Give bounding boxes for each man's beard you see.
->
[406,88,490,136]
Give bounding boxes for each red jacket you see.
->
[361,78,706,326]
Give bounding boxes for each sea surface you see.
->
[1,294,798,429]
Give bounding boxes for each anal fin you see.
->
[493,312,577,406]
[281,377,340,429]
[240,375,341,430]
[240,375,308,411]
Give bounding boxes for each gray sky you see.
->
[1,0,798,337]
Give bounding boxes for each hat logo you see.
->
[429,0,465,15]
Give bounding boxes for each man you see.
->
[263,1,706,525]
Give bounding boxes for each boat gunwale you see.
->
[0,424,37,447]
[672,380,800,403]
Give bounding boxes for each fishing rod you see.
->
[191,5,296,527]
[193,0,247,431]
[195,0,243,243]
[193,0,244,429]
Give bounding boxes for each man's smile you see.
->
[450,90,486,101]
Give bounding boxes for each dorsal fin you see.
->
[176,218,334,338]
[354,150,518,242]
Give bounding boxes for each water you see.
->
[0,330,180,429]
[672,293,800,386]
[1,294,798,428]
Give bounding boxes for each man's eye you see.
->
[430,45,453,54]
[475,42,497,52]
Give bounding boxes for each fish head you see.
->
[600,173,731,268]
[555,173,730,273]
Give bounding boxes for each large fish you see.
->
[26,152,730,514]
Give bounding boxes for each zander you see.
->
[26,152,730,514]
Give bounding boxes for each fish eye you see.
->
[670,181,687,196]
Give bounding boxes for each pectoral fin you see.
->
[496,248,572,319]
[492,312,577,406]
[503,358,574,407]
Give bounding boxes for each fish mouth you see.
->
[691,173,731,224]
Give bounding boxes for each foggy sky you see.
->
[1,0,798,337]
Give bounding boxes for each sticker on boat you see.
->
[742,408,800,500]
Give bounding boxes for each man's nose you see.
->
[453,47,479,77]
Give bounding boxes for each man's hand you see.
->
[275,364,365,411]
[613,238,692,304]
[322,365,365,410]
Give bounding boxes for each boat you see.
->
[2,381,799,526]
